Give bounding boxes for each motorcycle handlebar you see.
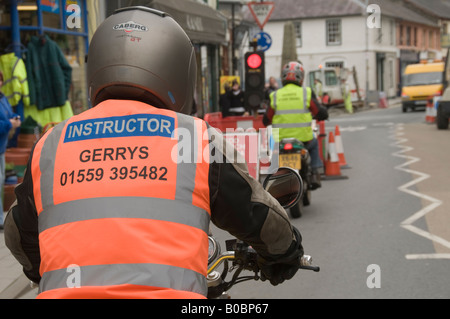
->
[299,255,320,272]
[208,250,320,274]
[206,238,320,298]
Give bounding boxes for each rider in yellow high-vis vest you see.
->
[263,61,328,189]
[270,82,314,142]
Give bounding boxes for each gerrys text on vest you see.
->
[64,114,175,143]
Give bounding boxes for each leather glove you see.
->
[257,227,304,286]
[314,105,329,121]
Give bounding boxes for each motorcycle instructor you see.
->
[263,61,329,189]
[4,7,304,299]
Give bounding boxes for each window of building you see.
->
[406,26,411,46]
[294,21,302,47]
[326,19,341,45]
[389,60,394,89]
[325,61,344,69]
[377,27,382,43]
[413,27,417,46]
[399,25,404,45]
[390,20,395,45]
[422,29,426,47]
[324,70,339,86]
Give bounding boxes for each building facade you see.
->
[242,0,441,99]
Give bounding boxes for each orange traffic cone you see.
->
[425,100,432,123]
[324,131,348,180]
[425,99,436,123]
[334,125,350,168]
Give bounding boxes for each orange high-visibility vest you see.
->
[31,100,211,299]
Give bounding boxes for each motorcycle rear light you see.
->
[284,143,293,151]
[300,148,308,156]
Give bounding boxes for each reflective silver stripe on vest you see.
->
[38,120,69,210]
[272,86,309,115]
[175,113,197,203]
[40,263,207,296]
[272,122,311,128]
[38,196,210,234]
[275,108,309,115]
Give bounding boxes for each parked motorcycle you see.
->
[278,138,314,218]
[207,167,319,299]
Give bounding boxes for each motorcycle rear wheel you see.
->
[303,189,311,206]
[290,201,302,218]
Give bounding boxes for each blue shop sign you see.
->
[41,0,61,14]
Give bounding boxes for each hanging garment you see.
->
[25,35,72,110]
[24,100,73,128]
[0,52,30,108]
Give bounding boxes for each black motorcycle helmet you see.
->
[87,6,197,114]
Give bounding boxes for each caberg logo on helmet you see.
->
[113,21,148,33]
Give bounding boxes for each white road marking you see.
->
[406,253,450,260]
[338,126,367,132]
[390,124,450,259]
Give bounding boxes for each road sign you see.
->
[248,2,275,30]
[41,0,60,13]
[255,31,272,52]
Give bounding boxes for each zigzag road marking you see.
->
[390,124,450,260]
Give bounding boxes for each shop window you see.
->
[1,1,89,116]
[406,26,411,46]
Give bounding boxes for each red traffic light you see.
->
[247,53,262,69]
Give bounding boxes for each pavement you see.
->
[0,97,402,299]
[0,212,38,299]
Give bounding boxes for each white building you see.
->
[242,0,439,99]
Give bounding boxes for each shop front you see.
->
[106,0,228,117]
[0,0,89,128]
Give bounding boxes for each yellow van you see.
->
[401,62,444,112]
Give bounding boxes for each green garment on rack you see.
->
[25,35,72,110]
[25,100,73,128]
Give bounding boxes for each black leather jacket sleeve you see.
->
[4,152,41,283]
[206,126,300,259]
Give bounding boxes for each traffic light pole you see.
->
[231,2,236,74]
[250,38,258,52]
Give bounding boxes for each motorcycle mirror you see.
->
[262,167,303,209]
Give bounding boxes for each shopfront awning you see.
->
[147,0,227,45]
